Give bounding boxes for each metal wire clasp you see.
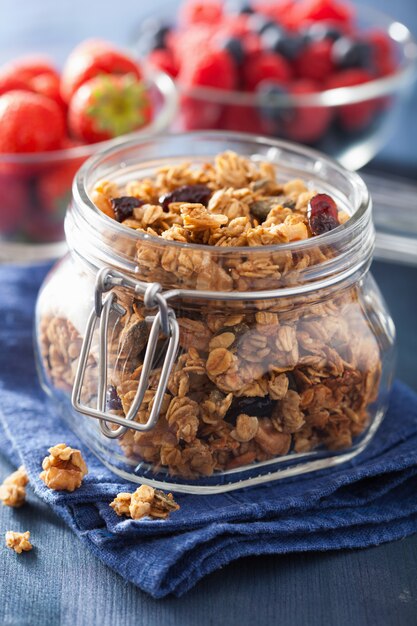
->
[71,268,180,439]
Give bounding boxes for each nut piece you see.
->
[129,484,154,520]
[5,531,32,554]
[0,466,29,508]
[109,492,132,516]
[110,484,180,521]
[39,443,88,492]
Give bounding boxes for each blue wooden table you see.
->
[0,1,417,624]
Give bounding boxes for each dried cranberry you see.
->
[111,196,144,222]
[160,184,212,211]
[227,396,276,422]
[308,193,339,236]
[106,385,122,411]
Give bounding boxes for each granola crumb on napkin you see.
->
[5,530,32,554]
[40,443,87,492]
[0,465,28,508]
[110,484,180,521]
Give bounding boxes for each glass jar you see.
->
[35,132,396,494]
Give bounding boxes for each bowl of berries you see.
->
[0,39,177,262]
[139,0,417,171]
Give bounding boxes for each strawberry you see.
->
[0,73,29,96]
[37,159,83,215]
[0,172,29,235]
[61,39,142,103]
[0,91,66,153]
[29,72,66,111]
[0,55,58,85]
[0,56,59,99]
[68,74,152,143]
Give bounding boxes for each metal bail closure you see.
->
[71,267,180,439]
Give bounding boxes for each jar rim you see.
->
[72,130,371,257]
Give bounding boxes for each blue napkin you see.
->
[1,262,417,598]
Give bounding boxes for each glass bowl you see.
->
[0,69,177,264]
[137,2,417,170]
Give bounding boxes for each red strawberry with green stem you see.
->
[68,73,152,143]
[0,90,65,153]
[61,39,142,103]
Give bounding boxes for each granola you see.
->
[39,151,382,479]
[110,484,180,520]
[40,444,88,491]
[5,530,32,554]
[0,466,28,508]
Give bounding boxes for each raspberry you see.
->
[179,95,223,130]
[179,48,237,90]
[220,103,265,133]
[326,69,376,131]
[170,26,216,69]
[180,0,223,26]
[256,0,297,29]
[294,40,334,81]
[148,49,179,77]
[243,52,292,91]
[284,80,332,143]
[288,0,353,28]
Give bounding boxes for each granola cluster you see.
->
[39,443,88,491]
[110,484,180,520]
[5,530,32,554]
[39,151,381,480]
[91,151,349,292]
[0,466,28,508]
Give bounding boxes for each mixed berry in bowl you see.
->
[0,39,176,257]
[138,0,417,169]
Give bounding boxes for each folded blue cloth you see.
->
[1,262,417,598]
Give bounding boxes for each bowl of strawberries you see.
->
[0,39,177,262]
[139,0,417,170]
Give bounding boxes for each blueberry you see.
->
[332,37,372,69]
[262,26,305,60]
[220,37,245,66]
[257,82,294,126]
[307,22,343,43]
[248,13,276,34]
[226,0,254,14]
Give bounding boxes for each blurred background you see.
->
[0,0,416,172]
